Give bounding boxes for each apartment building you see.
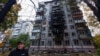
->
[11,21,33,38]
[30,0,95,53]
[11,0,38,38]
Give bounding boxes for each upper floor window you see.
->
[68,14,71,18]
[69,19,73,23]
[48,33,52,37]
[42,34,45,38]
[43,21,46,25]
[70,25,74,29]
[72,32,76,37]
[74,40,79,45]
[79,31,86,35]
[67,7,70,12]
[32,33,37,36]
[65,32,69,37]
[42,27,45,31]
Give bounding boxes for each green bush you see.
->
[9,34,30,48]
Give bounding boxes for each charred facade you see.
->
[49,3,65,45]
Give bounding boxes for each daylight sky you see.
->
[17,0,52,21]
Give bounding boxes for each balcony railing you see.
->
[73,14,83,18]
[76,27,85,30]
[51,12,64,15]
[74,20,85,23]
[72,12,82,15]
[79,34,90,39]
[32,30,41,33]
[30,36,36,39]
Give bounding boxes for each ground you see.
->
[0,52,97,56]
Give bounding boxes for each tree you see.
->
[0,0,8,4]
[9,38,18,47]
[93,34,100,56]
[93,34,100,48]
[0,4,21,31]
[9,34,30,48]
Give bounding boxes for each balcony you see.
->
[73,14,83,18]
[79,34,90,39]
[52,7,61,10]
[51,10,64,14]
[76,27,85,30]
[72,12,82,15]
[30,36,36,40]
[34,20,42,25]
[36,11,44,16]
[82,46,95,48]
[52,6,61,8]
[74,20,85,23]
[50,23,65,26]
[51,16,65,19]
[70,6,79,10]
[32,30,41,33]
[50,5,65,39]
[14,24,22,28]
[12,32,19,36]
[33,23,41,26]
[35,16,42,20]
[50,19,65,22]
[50,20,65,24]
[51,12,64,16]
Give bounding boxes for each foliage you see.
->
[9,38,18,47]
[5,29,12,38]
[0,4,21,31]
[0,29,12,48]
[68,0,77,6]
[93,34,100,56]
[9,34,30,48]
[0,0,8,3]
[93,34,100,48]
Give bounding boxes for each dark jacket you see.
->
[8,48,29,56]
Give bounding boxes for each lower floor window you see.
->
[83,40,92,45]
[65,40,70,46]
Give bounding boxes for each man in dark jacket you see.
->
[8,41,29,56]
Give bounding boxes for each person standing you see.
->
[8,41,29,56]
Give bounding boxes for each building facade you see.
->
[11,21,33,38]
[30,0,95,53]
[11,0,38,38]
